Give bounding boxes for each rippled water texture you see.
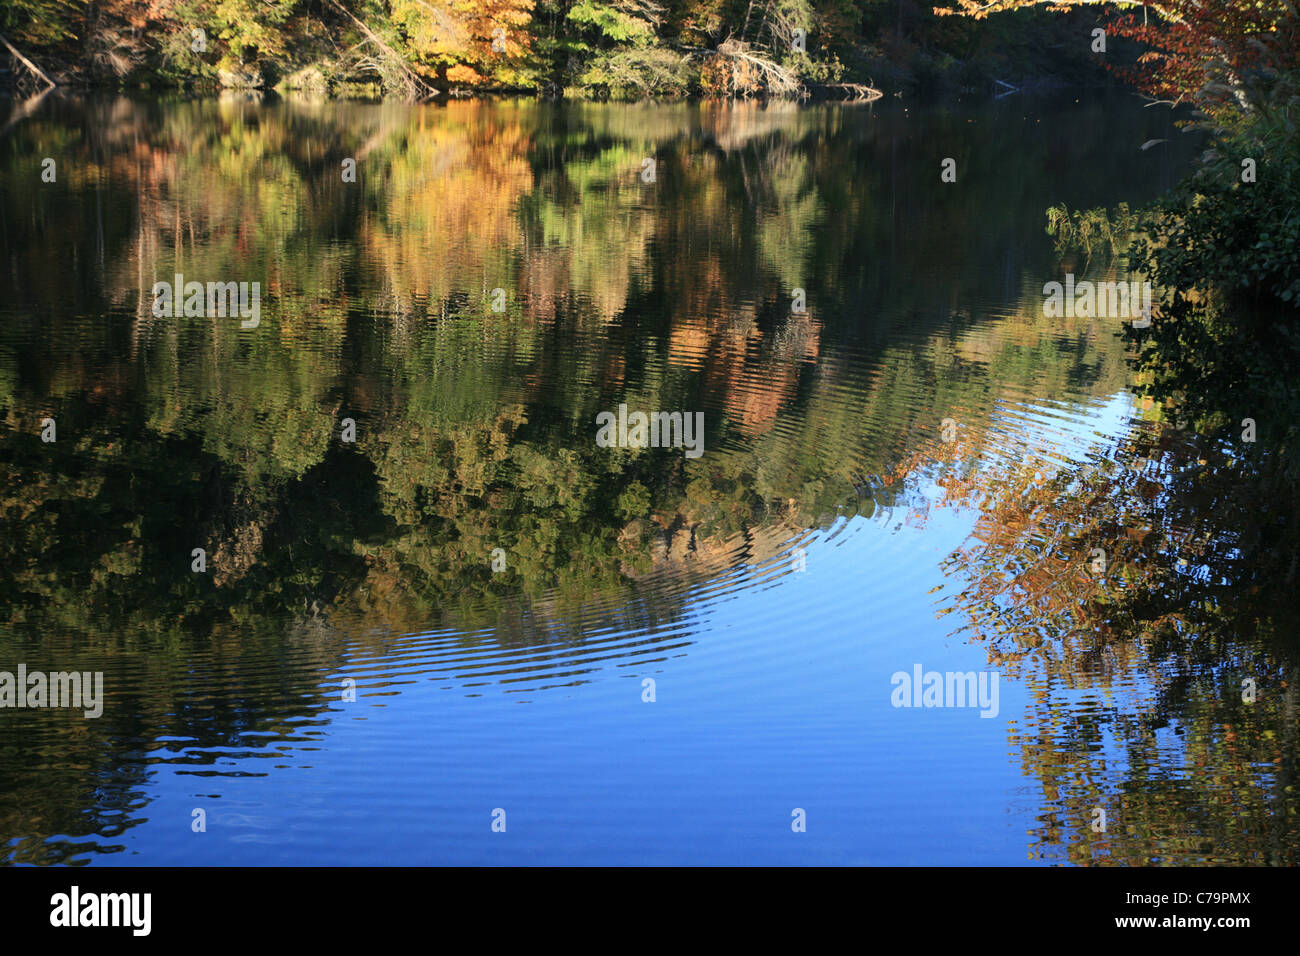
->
[2,92,1296,865]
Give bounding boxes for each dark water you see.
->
[1,91,1296,865]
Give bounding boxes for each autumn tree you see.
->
[385,0,535,87]
[936,0,1300,121]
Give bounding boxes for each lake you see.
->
[2,90,1296,865]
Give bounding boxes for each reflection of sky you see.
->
[118,394,1142,866]
[982,389,1140,474]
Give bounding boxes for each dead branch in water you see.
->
[819,82,883,102]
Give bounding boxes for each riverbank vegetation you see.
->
[960,1,1300,478]
[2,0,1121,97]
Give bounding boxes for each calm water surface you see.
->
[2,92,1296,865]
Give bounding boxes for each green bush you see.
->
[1131,107,1300,469]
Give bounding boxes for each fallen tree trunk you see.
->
[0,33,57,89]
[323,0,437,99]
